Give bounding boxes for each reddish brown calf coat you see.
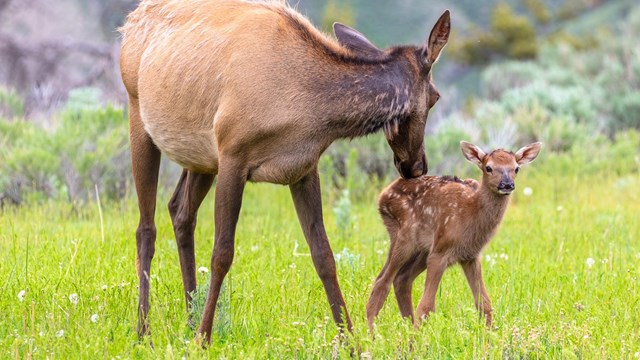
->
[367,141,541,329]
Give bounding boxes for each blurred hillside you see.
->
[0,0,636,117]
[1,0,639,205]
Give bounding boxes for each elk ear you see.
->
[515,142,542,165]
[460,141,486,168]
[422,10,451,65]
[333,22,384,58]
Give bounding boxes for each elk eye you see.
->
[485,166,493,173]
[515,166,520,174]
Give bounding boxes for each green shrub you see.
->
[0,89,130,205]
[0,87,24,119]
[52,105,129,202]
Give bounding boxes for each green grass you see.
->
[2,162,640,358]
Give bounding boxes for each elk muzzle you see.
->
[395,153,428,179]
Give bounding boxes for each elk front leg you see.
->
[129,97,161,339]
[196,162,246,344]
[290,168,352,333]
[415,254,447,326]
[168,170,214,326]
[461,258,493,326]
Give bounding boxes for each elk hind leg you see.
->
[168,170,214,327]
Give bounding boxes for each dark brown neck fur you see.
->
[319,51,416,139]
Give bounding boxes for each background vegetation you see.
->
[1,0,639,358]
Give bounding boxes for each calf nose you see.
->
[498,182,515,191]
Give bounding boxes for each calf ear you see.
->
[460,141,486,168]
[422,10,451,65]
[515,142,542,165]
[333,23,384,58]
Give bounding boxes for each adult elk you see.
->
[367,141,542,330]
[119,0,450,343]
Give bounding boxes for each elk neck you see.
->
[311,49,416,139]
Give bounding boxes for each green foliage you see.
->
[2,158,639,357]
[491,2,539,59]
[321,0,355,32]
[325,137,393,199]
[53,103,129,202]
[189,276,231,340]
[449,2,538,65]
[0,94,129,204]
[0,87,24,119]
[610,90,640,133]
[523,0,551,24]
[332,189,352,234]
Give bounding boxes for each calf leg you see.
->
[366,238,414,331]
[168,170,214,325]
[415,254,447,326]
[290,168,352,332]
[393,252,427,322]
[129,97,161,339]
[461,258,493,326]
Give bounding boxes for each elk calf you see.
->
[367,141,542,329]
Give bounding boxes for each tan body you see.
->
[367,142,542,330]
[122,1,345,182]
[120,0,451,343]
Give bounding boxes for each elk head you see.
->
[333,10,451,179]
[461,141,542,195]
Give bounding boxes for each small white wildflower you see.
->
[601,258,609,264]
[289,263,296,269]
[292,321,305,326]
[556,206,563,212]
[499,253,508,260]
[101,285,108,291]
[485,255,492,262]
[18,290,26,302]
[586,258,595,268]
[69,293,79,305]
[251,245,259,252]
[90,314,99,323]
[55,330,64,338]
[38,331,44,337]
[523,187,533,196]
[198,266,209,274]
[583,334,589,339]
[634,351,639,358]
[376,249,384,255]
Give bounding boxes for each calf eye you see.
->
[485,166,493,173]
[515,166,520,174]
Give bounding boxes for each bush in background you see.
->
[0,88,129,205]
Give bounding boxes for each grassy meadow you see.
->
[2,152,640,359]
